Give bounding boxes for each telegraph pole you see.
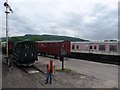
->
[5,0,9,59]
[4,0,13,62]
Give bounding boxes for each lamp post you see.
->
[4,0,13,62]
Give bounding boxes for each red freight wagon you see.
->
[36,40,70,58]
[1,41,14,54]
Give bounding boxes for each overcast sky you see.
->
[0,0,119,40]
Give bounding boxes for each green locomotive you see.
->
[13,41,38,66]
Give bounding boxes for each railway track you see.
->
[18,65,69,88]
[32,65,71,86]
[19,65,45,88]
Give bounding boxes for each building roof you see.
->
[36,40,65,43]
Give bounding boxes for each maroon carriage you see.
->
[36,40,70,58]
[1,41,14,54]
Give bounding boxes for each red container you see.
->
[36,40,70,58]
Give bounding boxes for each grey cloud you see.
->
[52,3,118,40]
[1,0,118,40]
[118,2,120,40]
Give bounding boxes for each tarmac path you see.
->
[38,56,118,88]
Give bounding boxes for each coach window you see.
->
[109,45,117,51]
[89,46,92,49]
[76,45,79,49]
[72,45,75,49]
[94,46,97,49]
[99,45,105,50]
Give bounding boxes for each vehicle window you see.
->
[25,44,35,48]
[72,45,75,49]
[89,46,92,49]
[99,45,105,50]
[76,45,79,49]
[109,45,117,51]
[94,46,97,49]
[16,42,35,49]
[25,44,29,48]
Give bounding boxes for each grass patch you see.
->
[55,68,72,74]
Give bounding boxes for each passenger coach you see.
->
[71,41,120,56]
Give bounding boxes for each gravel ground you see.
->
[2,54,118,88]
[35,59,101,88]
[2,55,72,88]
[37,56,118,88]
[2,61,43,88]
